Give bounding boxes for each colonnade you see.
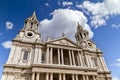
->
[45,46,109,71]
[32,72,98,80]
[46,47,86,66]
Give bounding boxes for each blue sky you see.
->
[0,0,120,80]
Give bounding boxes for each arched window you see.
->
[31,22,33,28]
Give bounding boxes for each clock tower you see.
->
[14,11,41,43]
[6,12,41,66]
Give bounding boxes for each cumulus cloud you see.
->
[2,41,12,49]
[78,0,120,28]
[6,21,13,30]
[112,24,120,29]
[90,15,106,28]
[62,1,73,7]
[113,76,120,80]
[40,9,93,41]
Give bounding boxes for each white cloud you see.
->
[40,9,93,41]
[111,58,120,67]
[117,59,120,62]
[113,76,120,80]
[90,15,106,28]
[104,0,120,15]
[45,3,50,7]
[78,0,120,28]
[62,1,73,7]
[6,21,13,30]
[116,58,120,67]
[112,24,120,29]
[2,41,12,49]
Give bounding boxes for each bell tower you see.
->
[75,23,89,45]
[6,12,42,66]
[23,11,39,33]
[14,11,41,43]
[75,23,98,51]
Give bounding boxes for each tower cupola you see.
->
[75,23,89,45]
[24,11,40,33]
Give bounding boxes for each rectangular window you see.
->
[23,51,29,60]
[94,58,98,66]
[41,53,45,63]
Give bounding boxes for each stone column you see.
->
[72,50,76,66]
[58,48,60,64]
[86,75,89,80]
[85,53,90,67]
[82,75,85,80]
[88,55,93,68]
[16,46,22,64]
[32,72,35,80]
[61,49,64,65]
[13,45,21,63]
[50,73,53,80]
[78,51,83,67]
[99,55,107,71]
[100,74,103,80]
[59,74,62,80]
[34,46,39,64]
[75,74,78,80]
[63,74,66,80]
[7,45,16,63]
[50,47,53,64]
[69,50,72,65]
[46,47,50,63]
[1,73,7,80]
[29,47,33,64]
[36,73,40,80]
[46,73,49,80]
[39,48,42,63]
[77,51,80,66]
[101,56,109,71]
[72,74,75,80]
[97,58,103,71]
[93,76,96,80]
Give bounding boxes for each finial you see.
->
[77,22,83,30]
[33,11,36,15]
[31,11,37,18]
[62,32,66,37]
[47,36,51,42]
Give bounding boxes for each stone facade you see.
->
[1,12,112,80]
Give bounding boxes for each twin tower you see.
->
[1,12,112,80]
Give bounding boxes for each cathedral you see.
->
[1,12,112,80]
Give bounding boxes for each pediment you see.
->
[47,37,78,47]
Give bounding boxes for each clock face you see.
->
[25,31,35,38]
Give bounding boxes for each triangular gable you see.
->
[46,37,79,47]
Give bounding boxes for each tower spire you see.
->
[77,22,83,31]
[31,11,37,19]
